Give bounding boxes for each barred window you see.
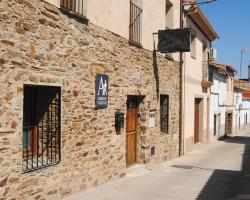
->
[160,94,169,133]
[61,0,87,18]
[129,0,143,46]
[22,85,61,173]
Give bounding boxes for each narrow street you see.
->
[66,128,250,200]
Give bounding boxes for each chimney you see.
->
[248,63,250,81]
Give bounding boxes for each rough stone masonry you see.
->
[0,0,180,199]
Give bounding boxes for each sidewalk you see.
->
[65,129,250,200]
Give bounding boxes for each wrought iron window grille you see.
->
[129,1,142,47]
[160,94,169,134]
[60,0,88,22]
[22,85,61,173]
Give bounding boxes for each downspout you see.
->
[179,0,184,156]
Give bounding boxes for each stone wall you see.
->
[0,0,180,199]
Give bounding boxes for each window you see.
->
[23,85,61,173]
[208,68,213,82]
[191,33,196,58]
[165,0,173,29]
[213,114,216,136]
[160,95,169,133]
[129,0,143,46]
[61,0,87,18]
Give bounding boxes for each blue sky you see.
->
[201,0,250,79]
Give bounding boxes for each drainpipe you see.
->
[179,0,184,156]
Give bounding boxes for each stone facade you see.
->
[0,0,180,199]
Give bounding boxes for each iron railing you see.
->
[203,62,213,82]
[160,95,169,133]
[60,0,87,17]
[22,86,61,173]
[129,2,142,46]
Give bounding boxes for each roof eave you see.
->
[185,6,219,41]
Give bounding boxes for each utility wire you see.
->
[197,0,218,5]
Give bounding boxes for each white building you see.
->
[208,63,227,140]
[234,87,250,132]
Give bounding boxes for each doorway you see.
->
[194,98,202,144]
[126,96,139,166]
[225,112,233,135]
[213,114,217,136]
[218,113,221,138]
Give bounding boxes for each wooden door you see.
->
[194,99,201,144]
[126,97,138,166]
[225,113,233,135]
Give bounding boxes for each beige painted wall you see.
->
[183,17,211,153]
[43,0,180,57]
[88,0,130,40]
[141,0,165,50]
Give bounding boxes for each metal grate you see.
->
[60,0,87,17]
[129,1,142,46]
[160,95,169,133]
[22,85,61,173]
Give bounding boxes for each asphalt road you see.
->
[66,129,250,200]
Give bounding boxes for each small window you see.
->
[61,0,87,18]
[160,95,169,133]
[129,0,143,46]
[191,34,196,58]
[23,85,61,173]
[208,68,213,82]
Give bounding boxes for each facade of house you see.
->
[225,65,236,136]
[182,5,218,153]
[208,63,227,140]
[0,0,182,199]
[45,0,181,52]
[234,87,250,133]
[208,62,236,141]
[234,64,250,132]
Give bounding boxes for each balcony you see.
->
[202,63,213,88]
[60,0,88,21]
[129,2,142,47]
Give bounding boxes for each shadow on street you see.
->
[196,136,250,200]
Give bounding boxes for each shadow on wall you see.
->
[196,136,250,200]
[152,49,159,100]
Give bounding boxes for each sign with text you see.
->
[158,28,190,53]
[95,74,108,108]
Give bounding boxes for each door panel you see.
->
[126,133,136,165]
[126,97,138,166]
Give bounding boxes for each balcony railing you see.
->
[60,0,87,18]
[129,2,142,47]
[202,62,213,88]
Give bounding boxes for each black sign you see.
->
[95,74,108,108]
[158,28,190,53]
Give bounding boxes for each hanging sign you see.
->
[158,28,191,53]
[95,74,108,108]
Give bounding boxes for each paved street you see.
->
[66,128,250,200]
